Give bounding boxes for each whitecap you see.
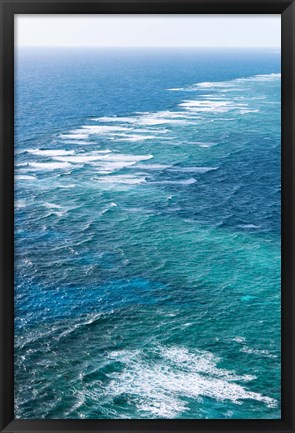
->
[100,202,118,215]
[81,125,130,134]
[232,336,246,344]
[26,162,73,170]
[238,224,261,229]
[116,134,158,141]
[52,152,153,173]
[95,175,146,185]
[167,87,186,91]
[240,346,277,359]
[104,153,153,163]
[15,199,28,209]
[195,141,218,148]
[195,81,235,89]
[179,100,247,113]
[193,73,280,91]
[93,161,137,173]
[132,163,170,171]
[60,133,89,140]
[168,166,218,173]
[15,175,37,181]
[43,202,63,209]
[93,116,138,123]
[54,154,109,164]
[137,111,191,126]
[58,184,76,189]
[26,149,75,156]
[151,178,197,185]
[239,109,260,114]
[137,117,184,126]
[58,140,91,145]
[249,73,281,81]
[102,346,277,418]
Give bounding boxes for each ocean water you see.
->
[14,48,281,419]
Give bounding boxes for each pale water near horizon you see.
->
[14,48,281,419]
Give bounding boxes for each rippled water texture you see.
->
[14,48,281,419]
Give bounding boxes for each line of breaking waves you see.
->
[15,331,278,419]
[15,73,280,189]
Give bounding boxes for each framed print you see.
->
[0,0,294,432]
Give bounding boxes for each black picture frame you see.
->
[0,1,294,432]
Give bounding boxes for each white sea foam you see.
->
[138,111,191,125]
[160,347,255,381]
[58,184,76,189]
[93,116,138,123]
[238,224,261,229]
[194,73,281,90]
[199,95,227,100]
[51,152,153,174]
[95,174,146,185]
[104,153,153,162]
[151,178,197,185]
[15,175,37,181]
[239,109,260,114]
[44,202,63,209]
[195,81,236,89]
[247,73,281,81]
[232,336,246,344]
[81,125,131,134]
[94,111,189,127]
[179,99,247,113]
[240,346,277,358]
[251,96,267,100]
[15,199,28,209]
[195,141,218,148]
[54,154,109,164]
[168,166,218,173]
[58,140,91,145]
[26,149,75,156]
[93,161,137,173]
[116,134,158,141]
[46,209,68,218]
[176,73,280,97]
[100,202,118,215]
[102,346,277,418]
[137,117,184,126]
[64,393,86,418]
[61,124,163,143]
[132,163,170,171]
[60,133,89,140]
[26,162,73,170]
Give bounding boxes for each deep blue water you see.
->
[14,48,281,419]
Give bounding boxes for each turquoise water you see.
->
[14,48,281,419]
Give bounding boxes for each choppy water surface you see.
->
[15,49,281,419]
